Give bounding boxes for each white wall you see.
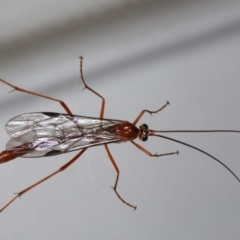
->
[0,1,240,239]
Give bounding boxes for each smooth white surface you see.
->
[0,0,240,239]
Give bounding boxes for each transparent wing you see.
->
[5,112,124,157]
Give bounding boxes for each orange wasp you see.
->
[0,57,239,212]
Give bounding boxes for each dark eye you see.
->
[142,135,148,142]
[142,124,148,130]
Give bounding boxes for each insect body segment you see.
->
[0,144,31,164]
[114,121,139,141]
[139,124,149,141]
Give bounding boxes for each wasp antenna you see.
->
[150,133,240,183]
[152,130,240,134]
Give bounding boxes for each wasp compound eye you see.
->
[142,124,148,130]
[142,135,148,142]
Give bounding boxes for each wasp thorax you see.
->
[114,122,139,140]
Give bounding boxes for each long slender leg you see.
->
[0,148,87,213]
[104,144,137,210]
[0,79,73,115]
[79,57,105,118]
[133,101,170,125]
[131,140,178,157]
